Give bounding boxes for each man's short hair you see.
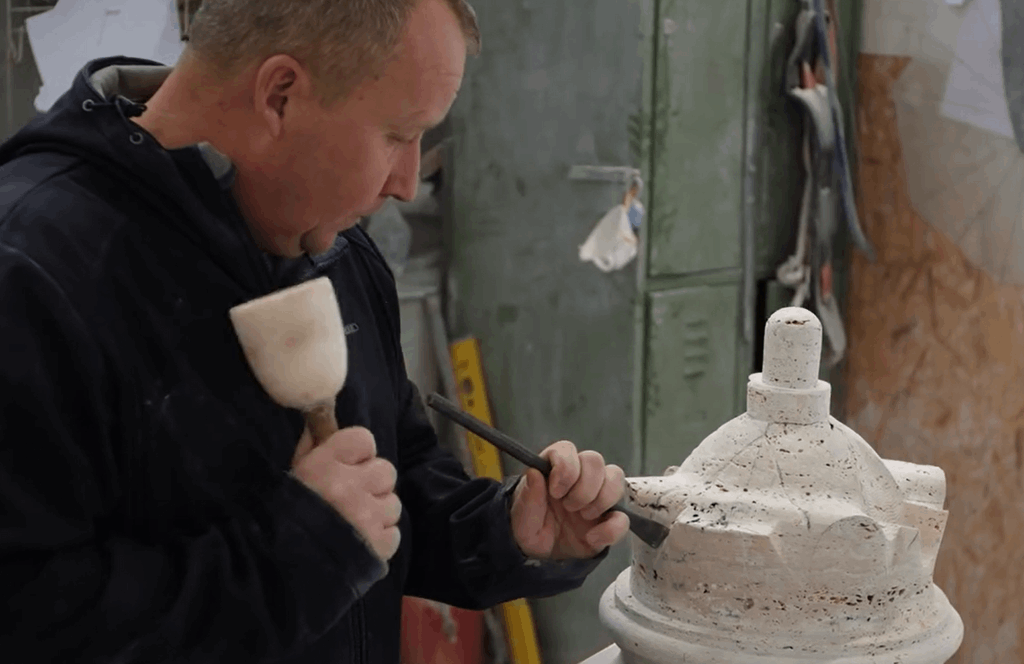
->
[185,0,480,105]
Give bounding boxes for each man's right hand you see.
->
[291,426,402,562]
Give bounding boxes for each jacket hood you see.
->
[0,56,282,294]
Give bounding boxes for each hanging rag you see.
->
[777,0,874,368]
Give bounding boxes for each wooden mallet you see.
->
[229,277,347,444]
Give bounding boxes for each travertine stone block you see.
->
[599,307,963,664]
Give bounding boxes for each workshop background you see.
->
[0,1,1019,663]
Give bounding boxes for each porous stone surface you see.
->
[599,307,964,664]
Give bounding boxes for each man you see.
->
[0,0,630,662]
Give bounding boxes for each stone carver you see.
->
[0,1,630,661]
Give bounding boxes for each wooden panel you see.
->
[448,2,644,662]
[646,0,748,277]
[845,55,1024,664]
[642,283,741,476]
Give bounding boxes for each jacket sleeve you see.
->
[0,245,386,663]
[395,378,608,610]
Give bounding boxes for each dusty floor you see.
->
[845,55,1024,664]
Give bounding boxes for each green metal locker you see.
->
[449,1,864,662]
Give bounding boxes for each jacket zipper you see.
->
[353,600,366,664]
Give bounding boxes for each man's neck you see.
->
[134,60,232,151]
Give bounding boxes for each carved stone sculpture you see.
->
[593,307,963,664]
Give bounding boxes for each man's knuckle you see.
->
[387,495,403,519]
[370,460,397,490]
[342,426,377,453]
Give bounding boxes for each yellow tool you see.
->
[449,337,543,664]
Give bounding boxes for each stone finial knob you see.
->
[762,307,822,390]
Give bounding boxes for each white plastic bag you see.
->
[578,202,639,272]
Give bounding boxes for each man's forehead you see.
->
[392,105,451,128]
[384,77,461,128]
[366,18,465,128]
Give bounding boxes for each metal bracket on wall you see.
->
[176,0,202,41]
[569,165,644,216]
[6,23,24,63]
[568,164,641,184]
[4,1,58,137]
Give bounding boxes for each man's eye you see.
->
[390,134,418,145]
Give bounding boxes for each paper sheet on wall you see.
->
[940,0,1015,140]
[859,0,964,60]
[26,0,185,113]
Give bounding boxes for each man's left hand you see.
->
[510,441,630,560]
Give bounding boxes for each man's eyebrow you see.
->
[391,117,446,133]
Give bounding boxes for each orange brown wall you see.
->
[845,55,1024,664]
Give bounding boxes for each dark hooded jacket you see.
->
[0,57,603,664]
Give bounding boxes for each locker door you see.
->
[646,0,750,277]
[642,283,742,476]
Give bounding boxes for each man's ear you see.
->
[253,55,314,138]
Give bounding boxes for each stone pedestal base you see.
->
[599,568,964,664]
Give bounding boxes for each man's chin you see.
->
[251,232,300,259]
[293,217,364,257]
[299,234,334,257]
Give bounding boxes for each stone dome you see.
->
[599,307,963,664]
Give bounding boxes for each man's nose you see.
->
[384,144,420,203]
